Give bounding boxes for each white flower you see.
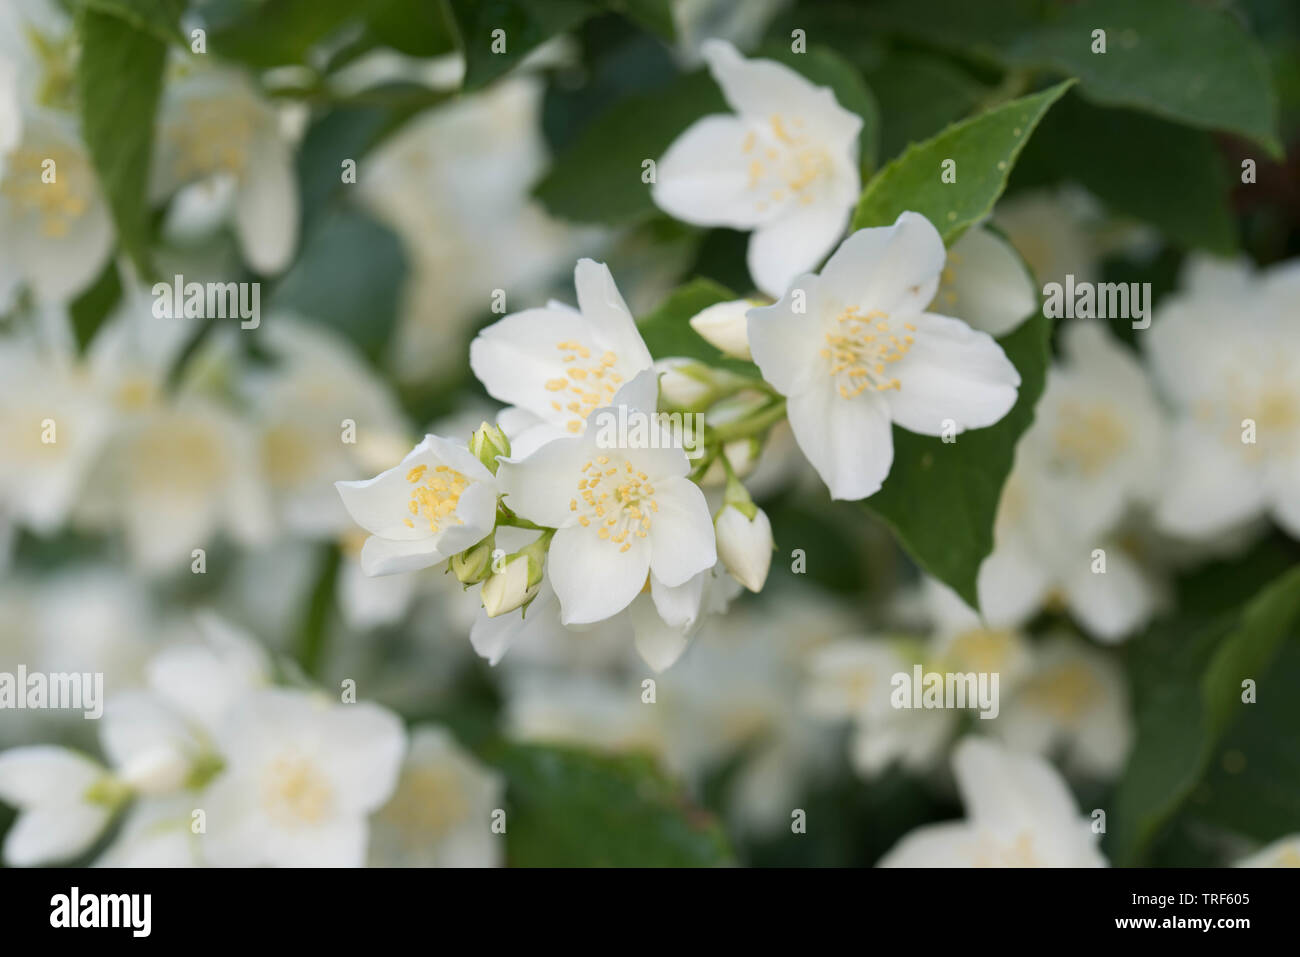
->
[95,797,200,868]
[0,110,113,306]
[78,396,272,573]
[506,674,667,757]
[0,335,113,534]
[248,319,411,538]
[152,65,299,275]
[359,76,600,381]
[879,737,1107,867]
[805,638,954,777]
[0,746,119,866]
[748,211,1021,499]
[497,378,716,626]
[930,226,1038,337]
[653,40,861,297]
[1236,835,1300,867]
[993,637,1133,779]
[336,434,499,576]
[1145,255,1300,539]
[368,726,504,867]
[977,320,1165,640]
[714,503,773,592]
[689,298,757,359]
[470,259,653,452]
[200,688,406,867]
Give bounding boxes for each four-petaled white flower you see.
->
[748,211,1021,500]
[200,688,406,868]
[336,434,499,576]
[879,737,1107,867]
[653,39,862,298]
[471,259,654,457]
[1145,255,1300,540]
[497,374,716,626]
[152,64,299,275]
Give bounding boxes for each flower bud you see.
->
[715,503,773,593]
[699,438,760,486]
[118,746,191,795]
[480,532,549,617]
[481,554,540,617]
[689,299,759,360]
[469,422,511,474]
[655,358,715,409]
[451,534,495,584]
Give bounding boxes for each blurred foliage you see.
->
[11,0,1297,868]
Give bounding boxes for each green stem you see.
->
[707,398,788,444]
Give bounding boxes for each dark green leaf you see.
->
[76,7,171,277]
[490,743,733,866]
[1108,566,1300,865]
[853,80,1075,243]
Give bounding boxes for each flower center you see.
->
[973,829,1042,867]
[742,114,833,213]
[1050,400,1129,476]
[404,464,469,533]
[570,455,657,553]
[1021,660,1100,721]
[381,767,470,840]
[260,753,333,827]
[546,341,623,434]
[820,306,915,398]
[1,146,93,238]
[165,95,260,181]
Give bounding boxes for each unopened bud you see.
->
[689,298,759,360]
[715,503,773,593]
[470,422,511,474]
[451,534,495,585]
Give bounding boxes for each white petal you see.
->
[748,194,854,297]
[877,821,982,867]
[649,570,706,629]
[1063,547,1158,642]
[653,115,767,229]
[1153,423,1265,538]
[320,701,407,812]
[977,542,1053,629]
[818,212,947,319]
[548,522,651,624]
[933,227,1037,337]
[5,804,113,866]
[233,132,299,275]
[746,287,826,394]
[572,259,652,369]
[952,738,1080,833]
[885,312,1020,435]
[0,746,103,807]
[647,476,717,586]
[630,594,692,672]
[497,433,591,529]
[787,381,895,500]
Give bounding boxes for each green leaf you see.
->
[1107,565,1300,865]
[852,80,1074,243]
[76,0,186,44]
[207,0,361,68]
[862,0,1282,156]
[1011,94,1237,254]
[860,309,1051,608]
[535,71,726,226]
[75,7,171,278]
[490,743,732,866]
[636,277,737,364]
[536,46,879,226]
[268,207,408,362]
[363,0,460,58]
[453,0,594,90]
